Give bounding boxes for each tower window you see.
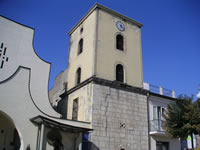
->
[116,34,124,51]
[78,38,83,55]
[116,64,124,82]
[80,27,83,34]
[72,98,78,121]
[76,67,81,85]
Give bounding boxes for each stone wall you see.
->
[90,84,149,150]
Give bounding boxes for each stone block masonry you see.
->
[90,83,149,150]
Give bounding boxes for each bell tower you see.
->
[67,4,143,90]
[64,4,149,150]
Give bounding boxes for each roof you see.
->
[68,3,143,35]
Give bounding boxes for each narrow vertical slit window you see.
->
[116,34,124,51]
[78,39,83,55]
[116,64,124,82]
[72,98,78,121]
[76,68,81,85]
[80,27,83,34]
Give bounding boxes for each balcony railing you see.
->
[143,82,176,98]
[150,119,165,132]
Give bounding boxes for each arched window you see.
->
[76,68,81,85]
[116,34,124,51]
[78,39,83,55]
[116,64,124,82]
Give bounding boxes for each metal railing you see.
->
[143,82,176,98]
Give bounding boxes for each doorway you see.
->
[156,141,169,150]
[0,111,21,150]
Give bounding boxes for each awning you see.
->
[31,115,93,133]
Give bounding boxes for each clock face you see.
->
[116,21,125,31]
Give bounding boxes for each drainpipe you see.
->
[147,92,151,150]
[39,124,45,150]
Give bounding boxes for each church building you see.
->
[50,3,180,150]
[0,3,181,150]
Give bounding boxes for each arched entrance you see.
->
[0,111,21,150]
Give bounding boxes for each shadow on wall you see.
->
[82,141,100,150]
[53,98,67,119]
[47,130,64,150]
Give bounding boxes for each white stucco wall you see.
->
[0,16,61,118]
[0,68,42,149]
[0,16,91,150]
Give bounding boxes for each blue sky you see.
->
[0,0,199,98]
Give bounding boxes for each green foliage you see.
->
[164,95,200,139]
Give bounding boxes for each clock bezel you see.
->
[116,21,125,31]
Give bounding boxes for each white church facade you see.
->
[0,3,181,150]
[0,15,92,150]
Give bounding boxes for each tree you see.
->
[164,95,200,149]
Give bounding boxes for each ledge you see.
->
[61,76,148,98]
[150,131,168,136]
